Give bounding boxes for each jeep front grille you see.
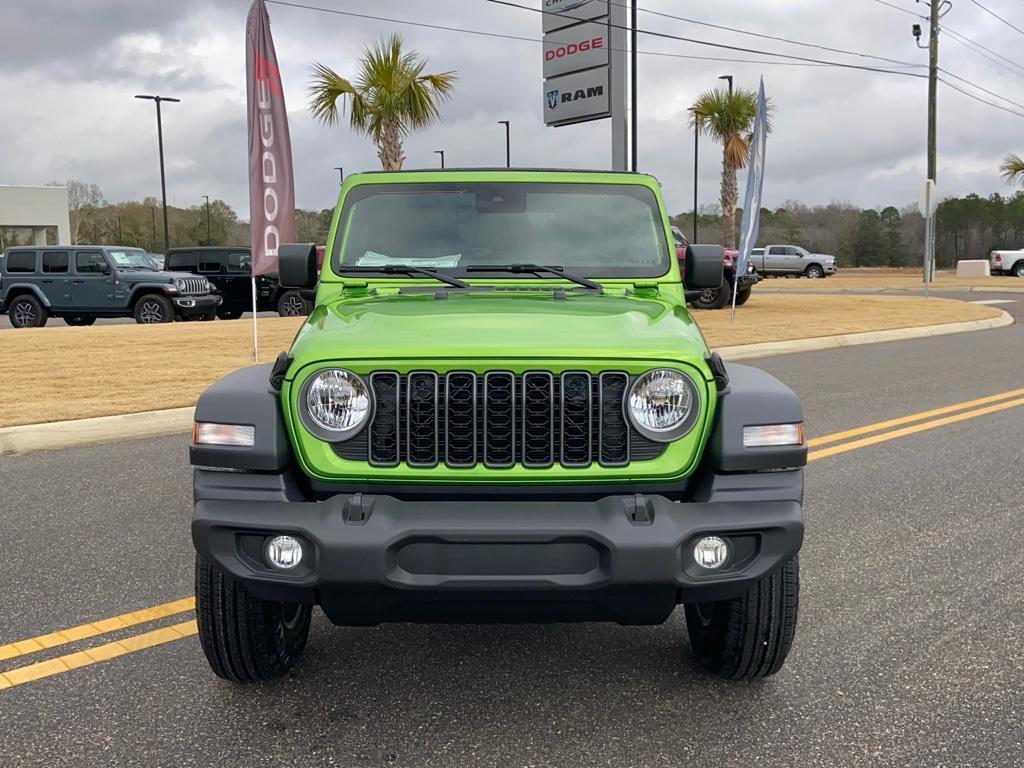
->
[334,370,666,469]
[178,278,208,295]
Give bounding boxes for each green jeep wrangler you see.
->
[190,170,806,683]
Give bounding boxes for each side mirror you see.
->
[100,263,111,275]
[278,243,318,289]
[683,244,723,290]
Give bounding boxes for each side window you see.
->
[5,251,37,272]
[198,253,223,273]
[226,251,251,273]
[76,251,107,274]
[166,252,194,271]
[42,250,69,273]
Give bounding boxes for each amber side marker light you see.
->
[192,422,255,447]
[742,423,805,448]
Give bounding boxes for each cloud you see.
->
[2,0,1023,227]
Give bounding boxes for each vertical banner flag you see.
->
[733,77,767,318]
[246,0,295,278]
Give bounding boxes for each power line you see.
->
[941,24,1024,77]
[485,0,928,77]
[870,0,928,20]
[264,0,835,68]
[965,0,1024,37]
[940,76,1024,117]
[609,0,924,68]
[939,67,1024,110]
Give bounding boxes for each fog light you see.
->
[693,536,729,569]
[266,535,303,569]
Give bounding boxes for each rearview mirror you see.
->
[683,244,723,290]
[278,243,318,289]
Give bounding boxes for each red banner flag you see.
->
[246,0,295,276]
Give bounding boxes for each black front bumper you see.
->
[174,294,221,317]
[192,468,804,626]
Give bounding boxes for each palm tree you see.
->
[999,153,1024,186]
[309,34,456,171]
[689,87,772,249]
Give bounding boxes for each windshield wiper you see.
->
[465,263,601,291]
[335,265,469,289]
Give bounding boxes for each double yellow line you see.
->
[3,385,1024,690]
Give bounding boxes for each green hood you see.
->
[289,289,711,366]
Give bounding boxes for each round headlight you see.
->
[301,368,371,439]
[627,369,698,441]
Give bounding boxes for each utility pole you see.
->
[927,0,940,183]
[630,0,638,172]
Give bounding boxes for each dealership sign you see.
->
[542,0,609,33]
[542,0,613,127]
[543,20,609,79]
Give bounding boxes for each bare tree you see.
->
[48,180,105,244]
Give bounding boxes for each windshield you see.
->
[332,182,671,279]
[108,248,157,270]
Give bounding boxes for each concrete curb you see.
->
[758,285,1024,295]
[0,310,1013,457]
[716,309,1014,361]
[0,407,195,457]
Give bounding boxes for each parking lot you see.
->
[2,294,1021,767]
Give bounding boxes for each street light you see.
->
[497,121,510,168]
[202,195,211,245]
[718,74,733,95]
[150,206,157,252]
[434,150,445,169]
[135,94,180,251]
[693,123,699,243]
[334,166,344,184]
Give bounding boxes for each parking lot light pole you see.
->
[334,166,344,184]
[434,150,445,169]
[150,206,157,252]
[202,195,211,245]
[135,94,180,251]
[497,121,510,167]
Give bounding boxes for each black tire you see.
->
[216,307,244,320]
[64,315,97,326]
[195,554,312,683]
[684,557,799,680]
[1013,261,1024,278]
[134,294,173,324]
[690,279,732,310]
[8,295,48,328]
[734,286,753,306]
[804,264,824,279]
[277,290,311,317]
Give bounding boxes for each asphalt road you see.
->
[1,307,1023,767]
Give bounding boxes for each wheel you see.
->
[277,290,311,317]
[1013,261,1024,278]
[133,294,173,324]
[684,557,799,680]
[804,264,824,279]
[734,286,753,306]
[690,279,732,310]
[8,295,48,328]
[216,307,244,320]
[195,554,311,683]
[64,315,97,326]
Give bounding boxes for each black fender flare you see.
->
[704,363,807,472]
[189,364,294,472]
[2,283,50,308]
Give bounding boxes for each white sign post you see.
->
[541,0,627,170]
[918,179,938,297]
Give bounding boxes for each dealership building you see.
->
[0,185,71,245]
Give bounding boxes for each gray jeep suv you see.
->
[0,245,220,327]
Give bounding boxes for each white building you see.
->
[0,185,72,245]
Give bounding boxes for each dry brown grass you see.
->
[763,268,1020,291]
[0,295,1003,427]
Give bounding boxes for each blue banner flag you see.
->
[734,78,767,286]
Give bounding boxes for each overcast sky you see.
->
[3,0,1024,219]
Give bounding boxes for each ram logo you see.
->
[546,89,559,110]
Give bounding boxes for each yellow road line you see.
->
[0,620,198,689]
[0,597,194,663]
[809,386,1024,448]
[809,396,1024,462]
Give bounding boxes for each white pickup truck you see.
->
[989,249,1024,277]
[750,245,838,278]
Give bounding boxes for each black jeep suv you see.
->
[0,245,219,327]
[164,247,312,319]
